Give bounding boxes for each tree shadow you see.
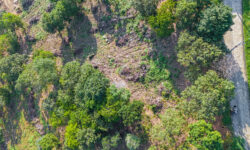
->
[2,94,22,148]
[60,14,97,64]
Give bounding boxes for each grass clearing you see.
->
[243,0,250,84]
[8,112,41,150]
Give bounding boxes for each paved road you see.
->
[223,0,250,149]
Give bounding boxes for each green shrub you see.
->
[38,133,59,150]
[125,134,141,150]
[65,123,80,149]
[32,50,55,60]
[101,133,121,150]
[148,0,176,37]
[133,0,158,17]
[197,4,233,41]
[181,70,234,121]
[188,120,223,150]
[119,101,144,126]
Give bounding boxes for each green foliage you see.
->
[42,0,80,33]
[0,12,23,33]
[188,120,223,150]
[177,31,223,68]
[176,31,223,80]
[102,133,121,150]
[243,0,250,85]
[65,123,80,149]
[32,50,55,60]
[38,133,59,150]
[77,128,100,149]
[228,136,245,150]
[144,60,170,85]
[0,54,27,86]
[148,0,176,37]
[99,85,130,123]
[125,134,141,150]
[119,100,144,126]
[181,70,234,121]
[133,0,158,17]
[150,108,186,148]
[75,64,109,110]
[0,33,19,56]
[107,0,133,15]
[175,0,197,30]
[15,58,58,94]
[197,4,233,41]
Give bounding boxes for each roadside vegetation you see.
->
[243,0,250,84]
[0,0,246,149]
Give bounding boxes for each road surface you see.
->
[223,0,250,149]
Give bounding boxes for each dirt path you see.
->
[222,0,250,149]
[1,0,17,14]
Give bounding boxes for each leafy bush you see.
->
[42,0,80,33]
[77,128,100,149]
[75,64,109,110]
[144,60,170,85]
[125,134,141,150]
[148,0,176,37]
[119,101,144,126]
[101,133,121,150]
[181,70,234,121]
[38,133,59,150]
[0,12,23,33]
[188,120,223,150]
[176,31,223,80]
[15,58,58,94]
[197,4,233,41]
[175,0,197,30]
[133,0,158,17]
[65,123,80,149]
[32,50,55,60]
[0,33,19,56]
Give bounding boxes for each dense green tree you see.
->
[188,120,223,150]
[197,4,233,41]
[42,0,80,33]
[0,33,19,56]
[0,12,23,33]
[99,85,130,123]
[65,123,80,149]
[181,70,234,121]
[15,58,58,95]
[0,54,27,86]
[60,61,81,90]
[148,0,176,37]
[75,64,109,110]
[176,31,223,80]
[125,134,141,150]
[102,133,121,150]
[175,0,197,30]
[38,133,59,150]
[133,0,158,17]
[119,101,144,126]
[77,128,100,149]
[177,31,223,68]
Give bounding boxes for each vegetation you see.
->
[148,0,176,37]
[38,133,59,150]
[197,4,233,41]
[0,0,240,149]
[181,70,234,121]
[188,120,223,150]
[243,0,250,84]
